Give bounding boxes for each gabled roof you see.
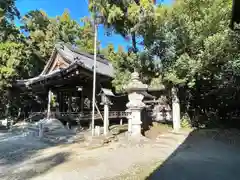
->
[41,42,114,77]
[16,43,114,87]
[100,88,115,96]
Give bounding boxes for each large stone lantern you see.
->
[124,72,148,137]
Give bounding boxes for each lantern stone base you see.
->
[130,108,143,137]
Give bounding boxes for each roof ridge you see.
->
[61,43,111,66]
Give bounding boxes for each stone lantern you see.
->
[124,72,148,137]
[100,88,114,135]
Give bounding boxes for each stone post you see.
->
[39,122,43,138]
[124,72,148,138]
[103,103,109,135]
[172,86,181,131]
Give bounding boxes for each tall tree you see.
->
[89,0,155,53]
[89,0,159,91]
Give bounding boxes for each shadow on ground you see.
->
[0,131,70,180]
[0,152,69,180]
[147,129,240,180]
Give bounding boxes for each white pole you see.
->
[91,21,98,136]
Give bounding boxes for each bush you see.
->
[181,113,192,129]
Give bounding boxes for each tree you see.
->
[144,0,240,127]
[89,0,155,52]
[76,16,97,54]
[0,42,32,113]
[89,0,160,91]
[101,44,136,92]
[0,0,20,22]
[21,9,96,62]
[0,0,22,42]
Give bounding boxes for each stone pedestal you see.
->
[124,72,148,138]
[125,109,132,133]
[130,108,143,136]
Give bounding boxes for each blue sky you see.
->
[16,0,173,49]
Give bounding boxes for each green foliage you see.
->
[142,0,240,126]
[0,0,21,42]
[146,0,234,87]
[0,41,42,88]
[0,0,19,22]
[102,45,136,92]
[21,9,96,62]
[0,42,35,112]
[91,0,162,91]
[181,113,192,129]
[89,0,155,51]
[76,17,96,54]
[0,42,22,88]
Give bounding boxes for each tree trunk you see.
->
[131,32,137,53]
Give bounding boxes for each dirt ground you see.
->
[1,128,240,180]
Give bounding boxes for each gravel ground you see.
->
[0,129,188,180]
[2,129,239,180]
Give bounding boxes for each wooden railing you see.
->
[58,111,131,120]
[28,111,131,121]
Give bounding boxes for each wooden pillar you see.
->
[56,91,59,113]
[5,102,10,117]
[58,91,62,112]
[172,86,181,131]
[68,92,72,113]
[81,90,84,114]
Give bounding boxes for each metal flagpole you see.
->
[91,11,98,136]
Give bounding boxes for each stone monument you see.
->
[124,72,148,137]
[172,86,181,131]
[152,95,172,122]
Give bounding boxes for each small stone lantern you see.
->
[124,72,148,137]
[100,88,115,135]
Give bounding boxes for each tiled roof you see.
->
[16,43,114,87]
[58,43,114,78]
